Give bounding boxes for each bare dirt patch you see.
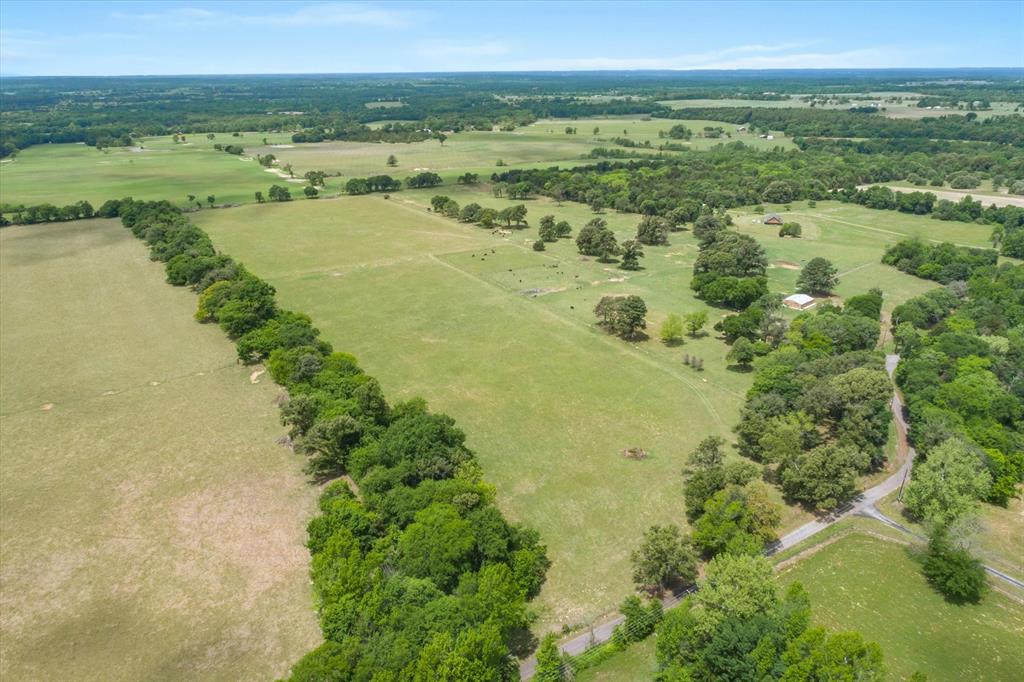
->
[775,260,801,270]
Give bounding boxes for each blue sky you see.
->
[1,1,1022,76]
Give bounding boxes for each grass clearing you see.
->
[876,492,1024,585]
[0,219,320,681]
[0,137,279,208]
[193,193,981,630]
[575,638,657,682]
[778,532,1024,681]
[196,196,747,630]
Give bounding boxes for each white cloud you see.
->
[110,2,417,29]
[505,43,915,71]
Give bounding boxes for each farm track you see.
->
[518,352,1022,679]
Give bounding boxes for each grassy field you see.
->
[0,219,320,681]
[0,136,280,208]
[577,525,1024,681]
[877,492,1024,585]
[778,532,1024,681]
[240,117,794,183]
[0,118,787,209]
[192,191,982,630]
[195,194,750,631]
[575,639,657,682]
[657,95,1020,120]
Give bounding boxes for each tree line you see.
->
[0,200,95,226]
[662,106,1024,147]
[889,262,1023,603]
[106,198,550,681]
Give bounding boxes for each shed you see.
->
[764,213,784,225]
[784,293,816,310]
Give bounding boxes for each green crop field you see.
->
[192,191,982,630]
[778,532,1024,681]
[0,219,320,681]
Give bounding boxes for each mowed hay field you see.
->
[193,193,979,630]
[778,533,1024,682]
[0,220,320,681]
[0,137,278,208]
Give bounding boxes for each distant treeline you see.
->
[836,186,1024,257]
[0,200,96,226]
[107,198,548,680]
[661,107,1024,146]
[489,141,1024,217]
[4,69,1021,156]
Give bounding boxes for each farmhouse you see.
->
[784,293,816,310]
[764,213,784,225]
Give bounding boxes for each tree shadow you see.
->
[725,363,754,373]
[508,627,539,657]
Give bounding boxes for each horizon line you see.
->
[2,66,1022,79]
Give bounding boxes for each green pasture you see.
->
[241,117,793,183]
[194,195,751,631]
[575,638,657,682]
[0,219,320,681]
[0,117,790,210]
[0,136,282,208]
[658,96,1020,120]
[877,492,1024,586]
[778,532,1024,681]
[193,191,982,630]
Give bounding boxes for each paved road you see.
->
[519,354,1019,679]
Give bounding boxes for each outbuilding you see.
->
[783,293,816,310]
[764,213,784,225]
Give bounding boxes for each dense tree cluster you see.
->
[0,200,94,225]
[663,106,1024,147]
[429,196,529,230]
[405,172,443,189]
[892,264,1024,507]
[594,295,648,339]
[655,554,885,682]
[882,239,999,283]
[110,199,549,681]
[345,175,403,195]
[731,293,889,510]
[691,217,769,310]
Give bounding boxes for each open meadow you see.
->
[778,532,1024,681]
[0,220,320,681]
[192,190,985,630]
[658,95,1021,119]
[0,137,277,208]
[245,117,795,184]
[0,117,790,210]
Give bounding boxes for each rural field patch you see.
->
[0,220,320,681]
[778,532,1024,682]
[194,194,984,630]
